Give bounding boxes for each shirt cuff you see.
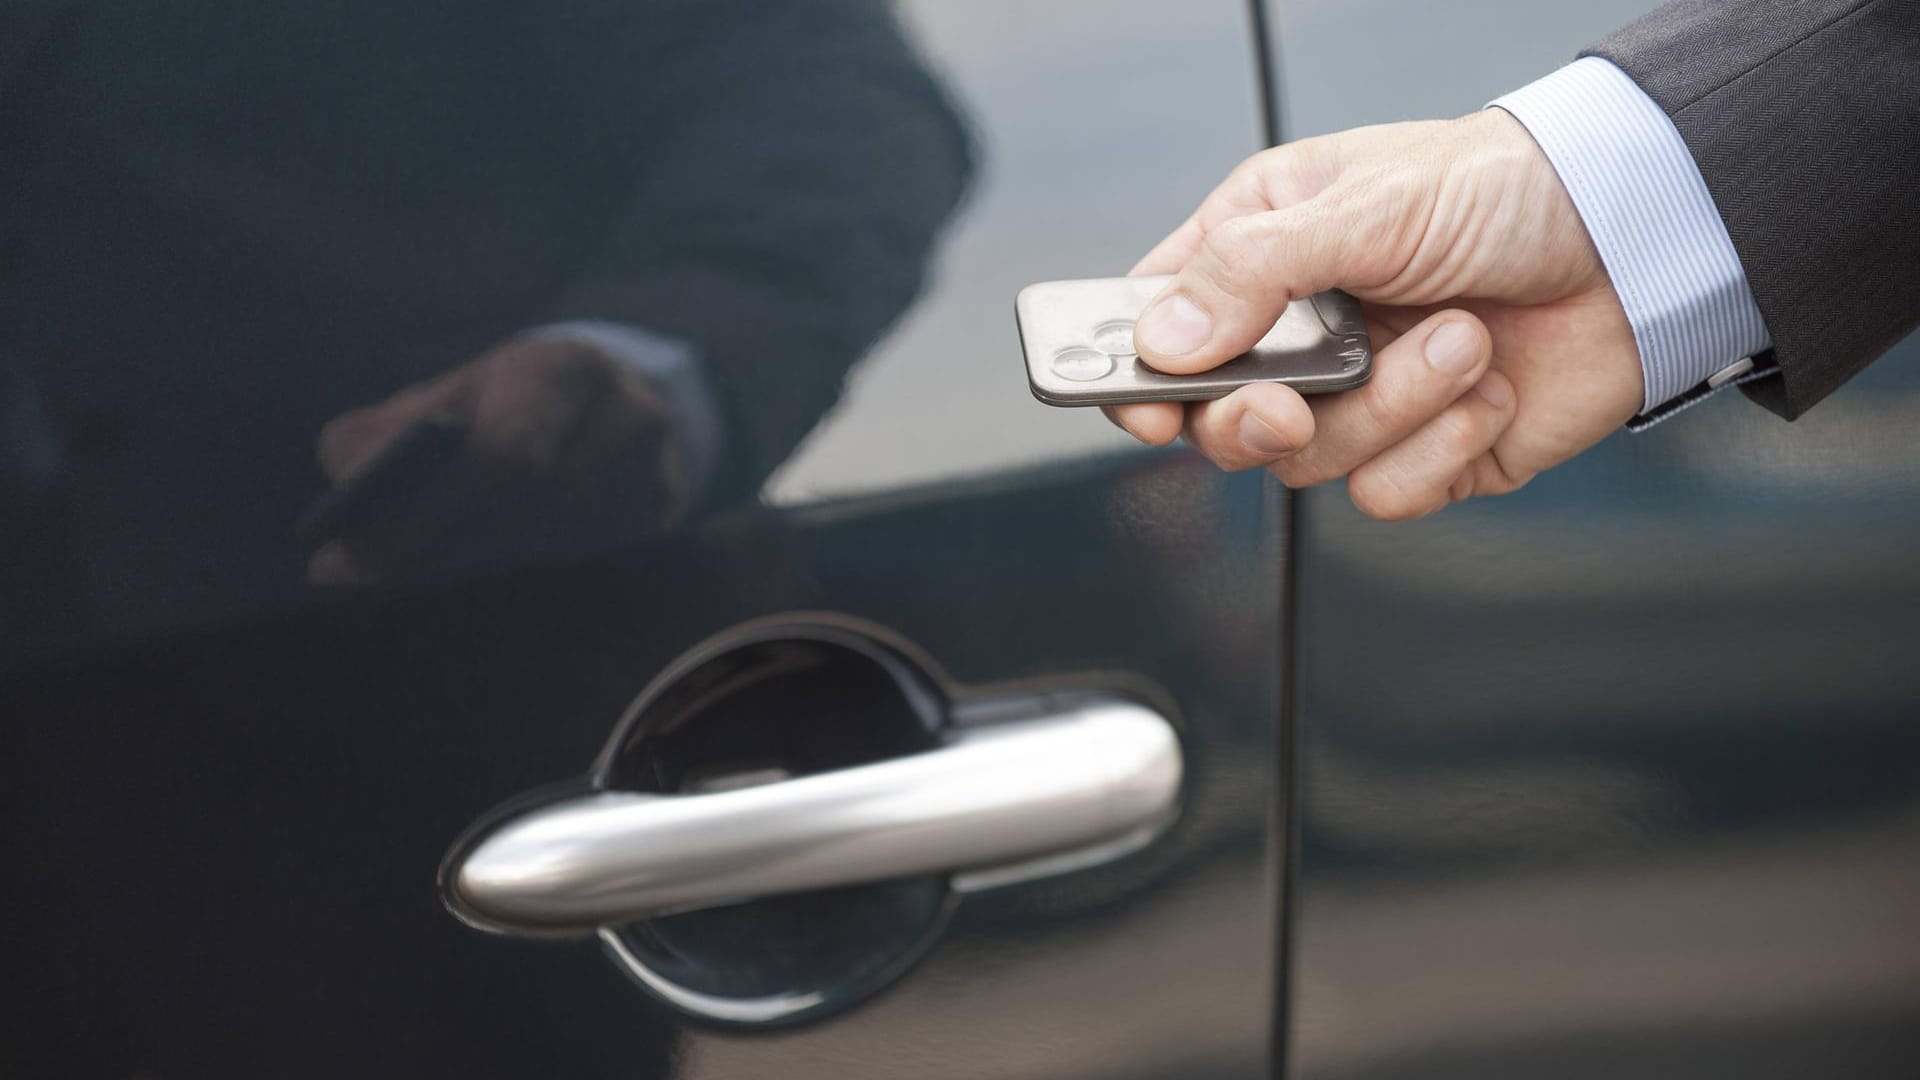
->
[1490,56,1772,420]
[521,320,724,500]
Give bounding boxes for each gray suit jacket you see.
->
[1587,0,1919,420]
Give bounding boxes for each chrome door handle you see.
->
[444,697,1181,935]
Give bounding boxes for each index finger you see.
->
[1130,142,1335,276]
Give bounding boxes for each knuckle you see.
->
[1347,471,1417,521]
[1231,149,1272,182]
[1199,217,1273,300]
[1478,471,1526,498]
[1480,449,1536,496]
[527,341,613,390]
[315,413,365,471]
[1440,411,1486,460]
[1235,146,1290,188]
[1267,457,1307,488]
[1356,378,1405,434]
[1269,454,1328,489]
[317,413,350,452]
[1188,427,1257,473]
[1248,145,1288,171]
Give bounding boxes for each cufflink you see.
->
[1707,356,1757,389]
[1626,356,1774,432]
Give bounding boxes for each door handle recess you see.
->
[445,698,1181,935]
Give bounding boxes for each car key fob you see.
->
[1015,275,1372,406]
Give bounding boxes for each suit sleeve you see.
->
[547,0,974,505]
[1585,0,1920,420]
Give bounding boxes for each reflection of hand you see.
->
[309,337,686,584]
[1111,110,1642,520]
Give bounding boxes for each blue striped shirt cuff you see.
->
[1491,57,1771,419]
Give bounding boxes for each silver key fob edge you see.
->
[1016,275,1373,406]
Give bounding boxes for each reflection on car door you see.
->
[1266,2,1920,1076]
[1,2,1292,1077]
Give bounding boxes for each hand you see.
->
[309,337,687,584]
[1111,110,1643,519]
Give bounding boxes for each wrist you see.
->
[1453,108,1615,303]
[1490,58,1771,415]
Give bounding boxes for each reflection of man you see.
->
[0,0,971,620]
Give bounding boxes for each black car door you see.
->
[1263,2,1920,1076]
[2,2,1294,1077]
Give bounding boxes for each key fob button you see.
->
[1051,346,1115,382]
[1092,321,1138,358]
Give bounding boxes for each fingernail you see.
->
[1425,320,1482,376]
[1239,410,1294,457]
[1135,293,1212,357]
[1475,374,1512,409]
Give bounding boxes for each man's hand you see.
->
[309,337,686,584]
[1111,110,1643,520]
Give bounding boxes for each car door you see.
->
[1263,3,1920,1077]
[1,2,1293,1078]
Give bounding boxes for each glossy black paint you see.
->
[1,2,1286,1076]
[1266,2,1920,1075]
[4,457,1287,1077]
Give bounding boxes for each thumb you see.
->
[1132,197,1382,375]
